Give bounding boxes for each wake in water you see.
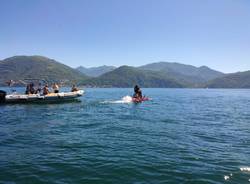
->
[240,167,250,172]
[223,167,250,182]
[101,96,133,104]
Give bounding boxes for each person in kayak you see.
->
[133,85,142,99]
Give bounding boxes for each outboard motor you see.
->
[0,90,6,103]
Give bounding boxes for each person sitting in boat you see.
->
[133,85,142,98]
[25,83,35,94]
[43,84,50,95]
[30,83,36,94]
[52,83,59,93]
[25,84,30,94]
[35,83,42,94]
[71,84,79,92]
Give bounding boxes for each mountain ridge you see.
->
[80,65,184,88]
[139,61,224,81]
[1,55,249,88]
[206,71,250,88]
[76,65,116,77]
[0,55,88,86]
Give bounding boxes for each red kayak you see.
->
[132,97,149,103]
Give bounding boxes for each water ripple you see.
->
[0,88,250,183]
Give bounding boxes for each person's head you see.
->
[134,85,139,92]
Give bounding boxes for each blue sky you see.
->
[0,0,249,73]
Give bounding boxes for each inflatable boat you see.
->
[0,90,84,104]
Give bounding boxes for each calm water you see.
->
[0,88,250,184]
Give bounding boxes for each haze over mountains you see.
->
[206,71,250,88]
[76,65,116,77]
[80,66,184,88]
[0,55,249,88]
[138,62,224,87]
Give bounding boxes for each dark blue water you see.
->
[0,88,250,184]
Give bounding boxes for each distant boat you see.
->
[0,90,84,104]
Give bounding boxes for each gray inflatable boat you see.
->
[0,90,84,104]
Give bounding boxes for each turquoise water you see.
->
[0,88,250,184]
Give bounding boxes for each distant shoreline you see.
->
[1,86,250,89]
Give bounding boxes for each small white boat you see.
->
[0,90,84,104]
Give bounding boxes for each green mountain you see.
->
[206,71,250,88]
[78,62,225,87]
[2,55,249,88]
[139,62,224,86]
[76,65,116,77]
[0,56,87,86]
[80,66,184,87]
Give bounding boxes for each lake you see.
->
[0,88,250,184]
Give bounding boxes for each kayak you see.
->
[0,90,84,104]
[132,97,149,103]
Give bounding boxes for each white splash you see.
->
[240,167,250,172]
[101,96,133,104]
[224,175,230,181]
[121,96,133,103]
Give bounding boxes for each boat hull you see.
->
[3,90,84,104]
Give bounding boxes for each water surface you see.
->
[0,88,250,184]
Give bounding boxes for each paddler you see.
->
[133,85,142,99]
